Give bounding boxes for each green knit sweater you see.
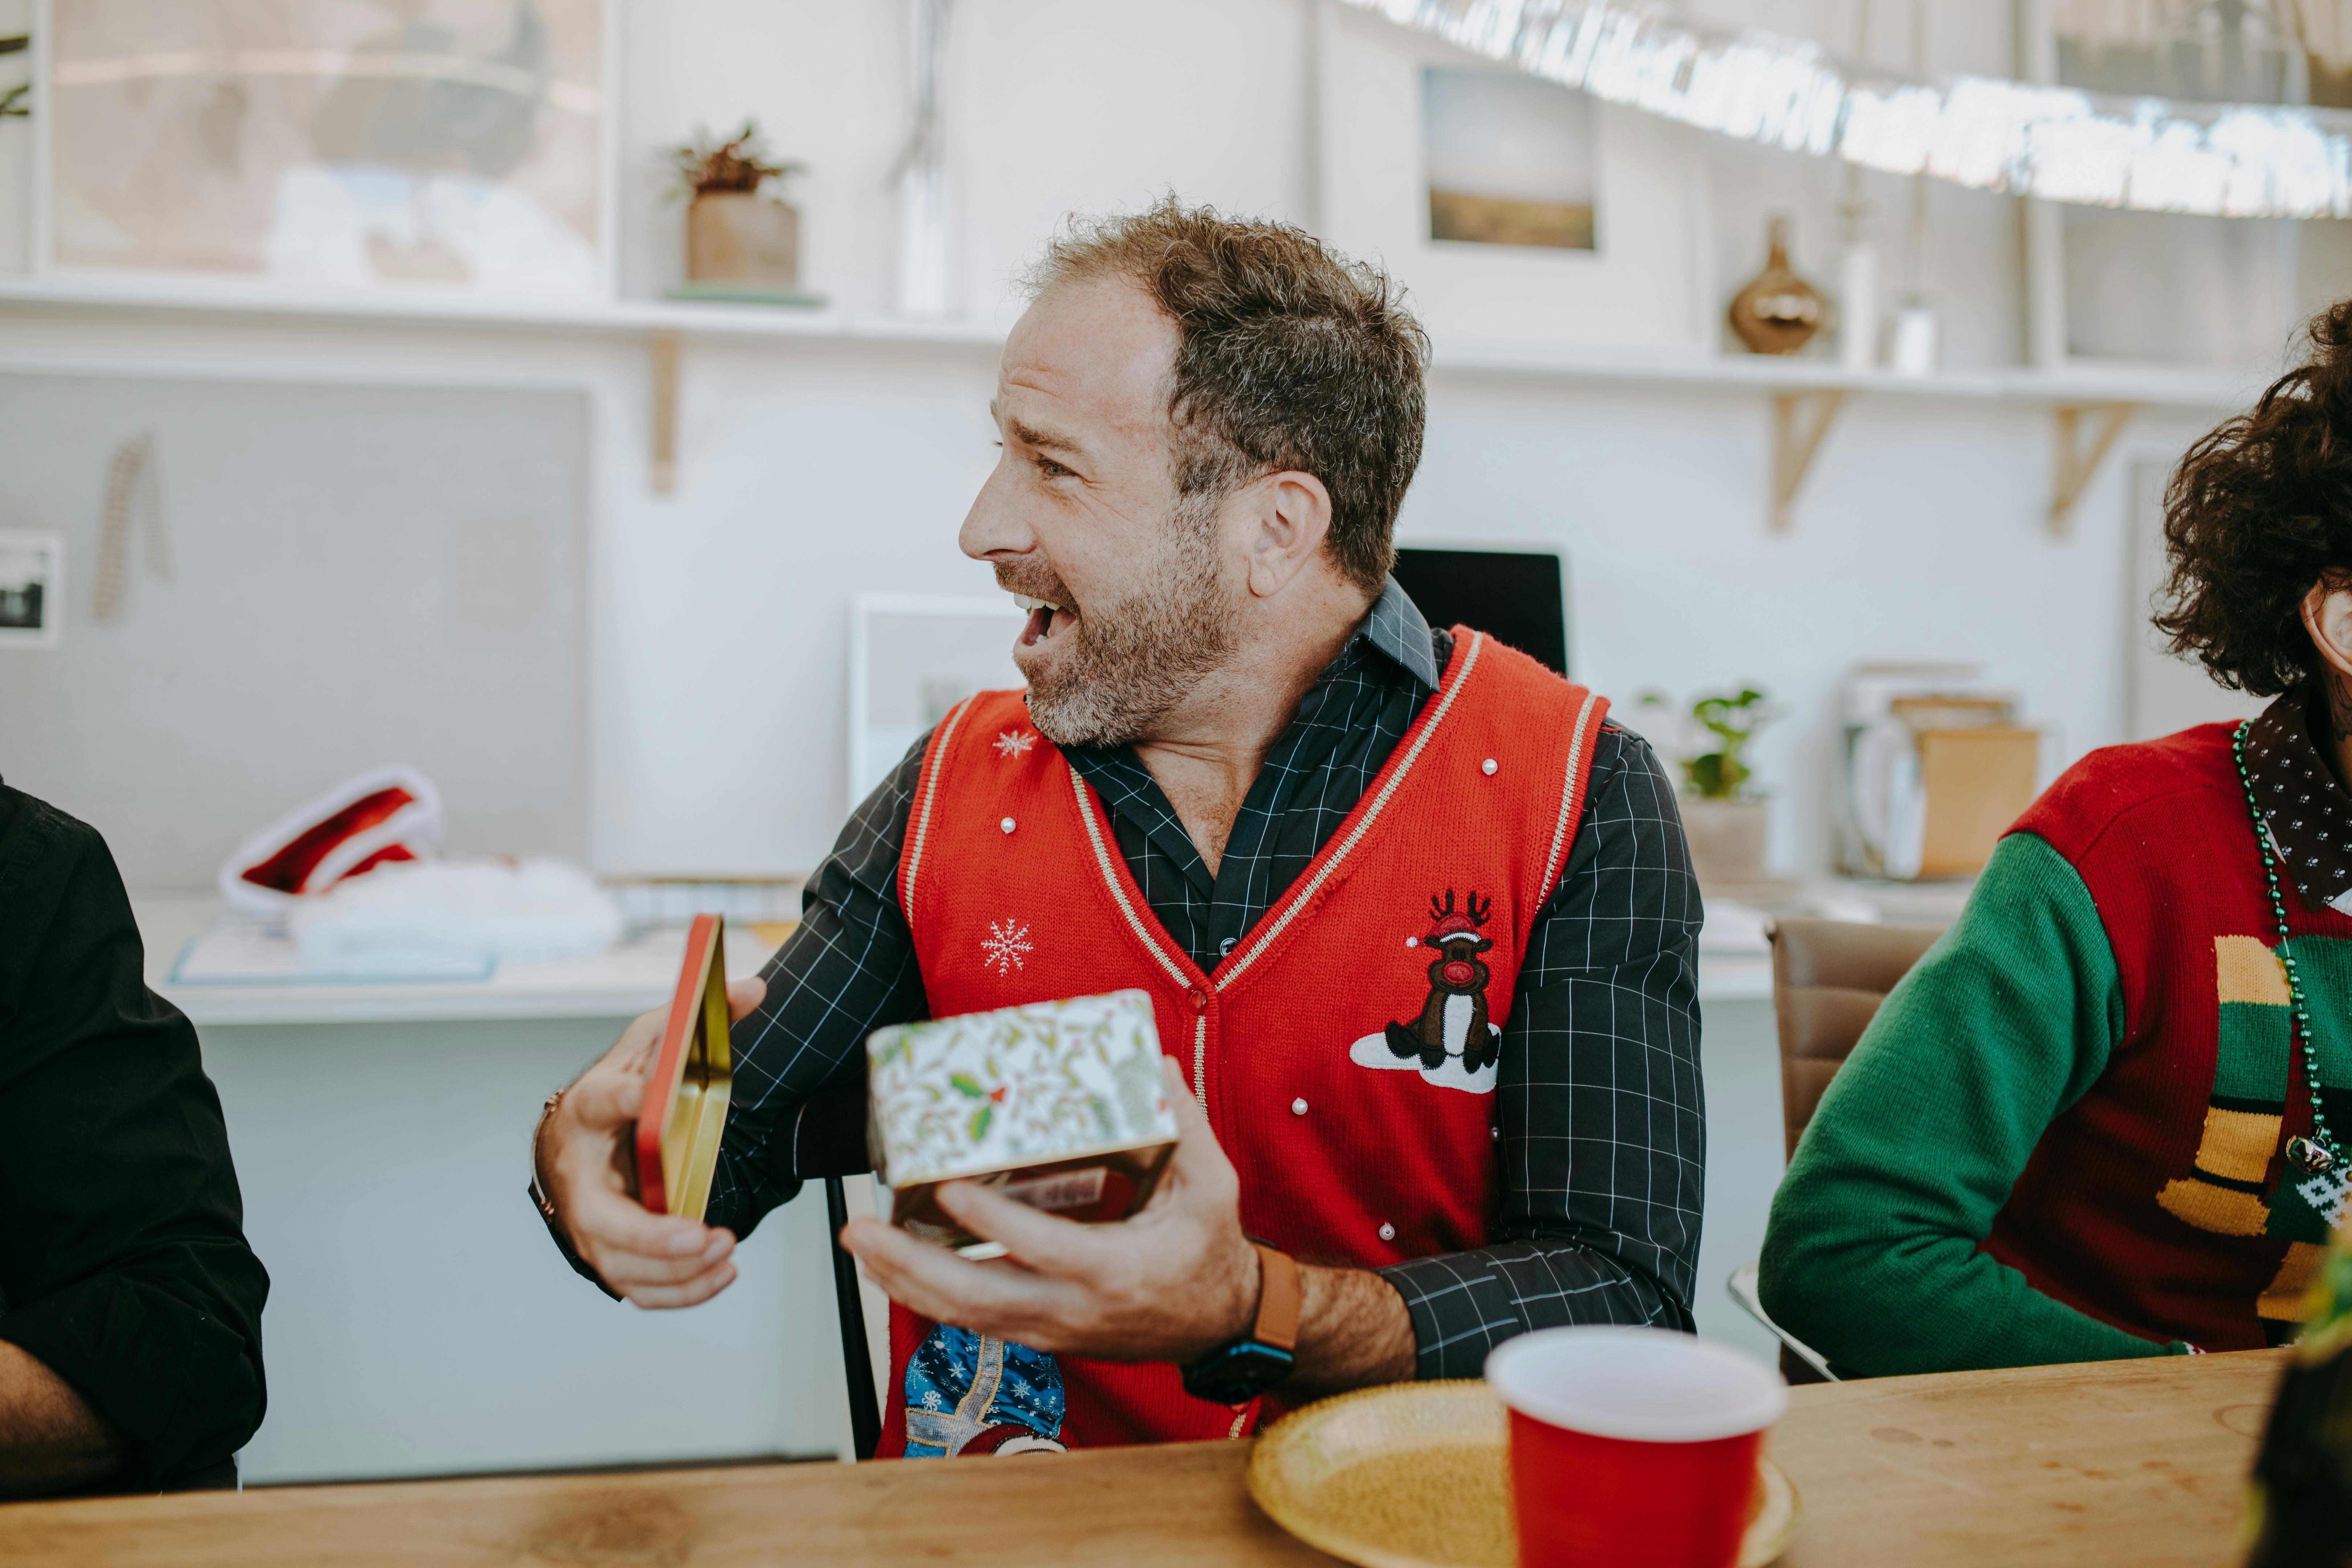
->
[1759,831,2193,1374]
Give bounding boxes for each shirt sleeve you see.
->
[703,736,933,1239]
[1377,728,1707,1378]
[1757,830,2179,1374]
[0,795,271,1488]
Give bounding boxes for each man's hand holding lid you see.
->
[535,978,765,1309]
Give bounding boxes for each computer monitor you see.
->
[1391,546,1570,677]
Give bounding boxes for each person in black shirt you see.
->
[0,782,268,1496]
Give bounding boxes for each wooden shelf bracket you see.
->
[2049,401,2139,535]
[1770,389,1847,533]
[650,329,681,496]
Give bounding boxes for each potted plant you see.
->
[669,119,806,294]
[1643,687,1778,888]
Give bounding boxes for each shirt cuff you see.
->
[1375,1253,1504,1382]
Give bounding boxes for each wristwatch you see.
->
[1181,1242,1301,1404]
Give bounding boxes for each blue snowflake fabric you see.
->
[902,1325,1065,1458]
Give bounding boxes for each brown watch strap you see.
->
[1251,1243,1301,1354]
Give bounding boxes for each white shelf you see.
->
[0,274,2257,408]
[1434,337,2257,410]
[0,273,1007,349]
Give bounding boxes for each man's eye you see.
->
[1035,457,1076,479]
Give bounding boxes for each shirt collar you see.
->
[1054,574,1443,896]
[2243,690,2352,914]
[1359,574,1442,695]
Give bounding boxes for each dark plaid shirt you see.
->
[710,581,1706,1379]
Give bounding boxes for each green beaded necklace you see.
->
[2232,717,2346,1177]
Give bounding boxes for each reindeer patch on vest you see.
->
[1348,890,1501,1095]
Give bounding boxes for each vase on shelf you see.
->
[1728,216,1823,356]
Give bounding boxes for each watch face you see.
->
[1183,1341,1296,1405]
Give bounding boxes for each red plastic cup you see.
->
[1486,1327,1789,1568]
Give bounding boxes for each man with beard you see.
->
[529,201,1704,1456]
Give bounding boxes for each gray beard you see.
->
[1021,500,1239,748]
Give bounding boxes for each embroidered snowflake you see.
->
[993,729,1038,759]
[981,919,1034,976]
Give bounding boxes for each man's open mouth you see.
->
[1013,592,1078,647]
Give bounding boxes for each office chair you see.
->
[1729,917,1945,1385]
[790,1082,885,1461]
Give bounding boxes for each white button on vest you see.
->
[1378,1222,1396,1242]
[1490,1126,1500,1140]
[1291,1098,1308,1116]
[1481,758,1498,776]
[1404,936,1419,947]
[999,816,1016,834]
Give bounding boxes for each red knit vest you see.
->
[1994,722,2352,1351]
[881,630,1608,1456]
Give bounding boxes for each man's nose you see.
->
[959,458,1036,563]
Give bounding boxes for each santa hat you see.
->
[219,765,442,918]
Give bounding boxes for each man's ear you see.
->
[1235,470,1334,600]
[2300,581,2352,684]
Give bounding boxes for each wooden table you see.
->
[0,1350,2290,1567]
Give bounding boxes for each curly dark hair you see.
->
[2156,298,2352,697]
[1022,198,1430,595]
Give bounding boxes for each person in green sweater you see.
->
[1763,299,2352,1374]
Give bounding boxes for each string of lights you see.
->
[1337,0,2352,219]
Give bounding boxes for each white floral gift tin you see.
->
[866,989,1181,1252]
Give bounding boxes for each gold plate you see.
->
[1247,1380,1798,1568]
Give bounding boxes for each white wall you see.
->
[597,0,2242,876]
[1404,374,2218,872]
[0,0,2253,879]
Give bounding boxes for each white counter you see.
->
[137,875,1967,1027]
[134,895,782,1028]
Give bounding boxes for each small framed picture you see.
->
[0,531,62,648]
[1314,5,1712,356]
[1424,67,1597,252]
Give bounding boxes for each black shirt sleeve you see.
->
[0,786,271,1488]
[701,737,933,1240]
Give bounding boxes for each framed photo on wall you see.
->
[0,529,63,649]
[1423,67,1596,253]
[34,0,615,300]
[846,595,1028,811]
[1314,2,1713,357]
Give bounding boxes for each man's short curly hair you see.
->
[1023,198,1430,595]
[2156,298,2352,696]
